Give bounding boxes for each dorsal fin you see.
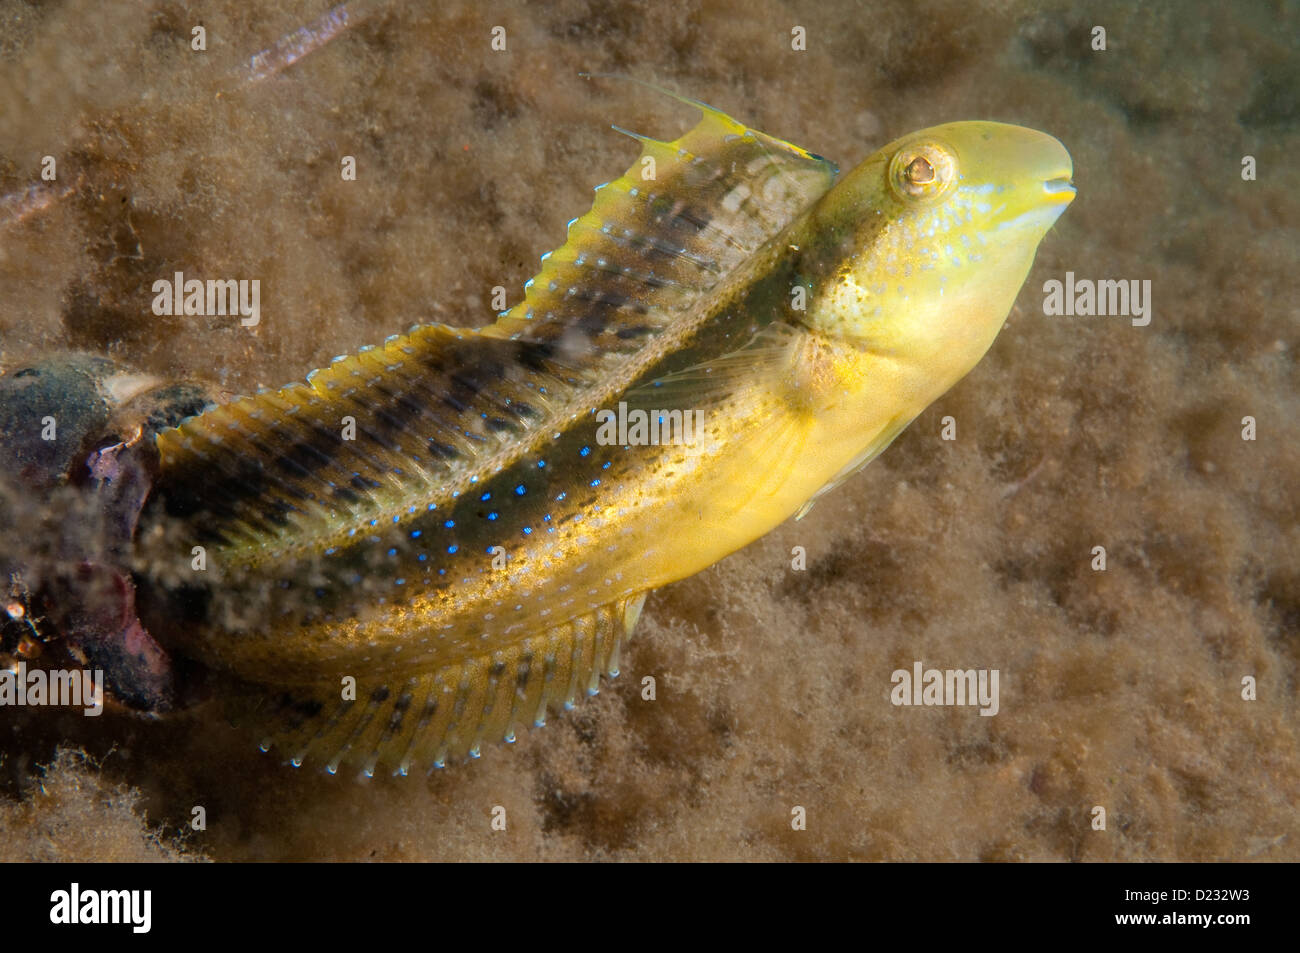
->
[151,97,837,568]
[152,325,592,566]
[484,90,837,351]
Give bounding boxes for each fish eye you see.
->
[905,156,935,184]
[889,141,957,202]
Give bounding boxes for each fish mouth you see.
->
[1043,174,1077,202]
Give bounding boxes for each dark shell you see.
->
[0,354,214,713]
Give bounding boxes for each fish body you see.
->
[136,96,1074,774]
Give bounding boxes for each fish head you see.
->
[807,120,1074,384]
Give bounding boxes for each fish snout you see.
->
[971,124,1076,232]
[1024,129,1075,207]
[1042,173,1076,204]
[1002,125,1075,208]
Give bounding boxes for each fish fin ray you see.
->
[794,415,913,520]
[242,592,648,775]
[152,324,594,567]
[621,322,805,409]
[484,95,836,362]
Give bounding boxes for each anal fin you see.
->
[243,592,648,777]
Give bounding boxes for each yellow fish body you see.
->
[136,95,1074,775]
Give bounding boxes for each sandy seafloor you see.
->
[0,0,1296,861]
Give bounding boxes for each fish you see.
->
[133,90,1075,776]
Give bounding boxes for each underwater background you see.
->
[0,0,1296,860]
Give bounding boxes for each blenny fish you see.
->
[28,91,1074,776]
